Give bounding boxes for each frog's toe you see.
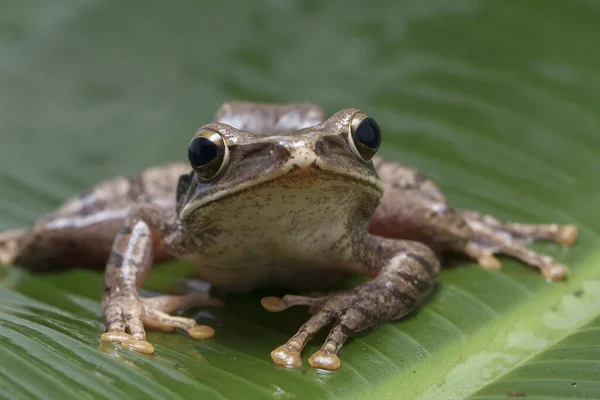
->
[143,309,215,341]
[465,242,502,270]
[187,325,215,339]
[261,294,328,313]
[542,264,568,281]
[103,295,148,348]
[557,224,578,246]
[100,331,155,355]
[121,339,155,354]
[100,331,132,343]
[0,250,15,266]
[308,350,341,371]
[142,292,224,313]
[465,238,569,281]
[125,315,146,340]
[271,345,303,368]
[462,212,574,281]
[102,297,216,354]
[137,293,220,339]
[0,228,27,266]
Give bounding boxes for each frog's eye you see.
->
[188,129,229,181]
[347,112,381,161]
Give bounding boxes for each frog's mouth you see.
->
[179,158,381,220]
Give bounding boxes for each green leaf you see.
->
[1,1,599,399]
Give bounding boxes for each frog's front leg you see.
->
[262,239,440,371]
[100,204,221,354]
[370,156,578,280]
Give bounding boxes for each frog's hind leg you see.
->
[1,163,188,270]
[370,156,578,281]
[7,215,127,271]
[460,210,577,280]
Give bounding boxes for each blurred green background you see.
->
[1,1,600,399]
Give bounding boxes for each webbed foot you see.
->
[461,210,577,280]
[262,240,439,371]
[264,287,399,371]
[101,293,222,354]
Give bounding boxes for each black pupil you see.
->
[355,117,381,149]
[188,137,218,166]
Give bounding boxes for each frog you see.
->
[0,101,578,371]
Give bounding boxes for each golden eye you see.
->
[188,129,229,181]
[347,112,381,162]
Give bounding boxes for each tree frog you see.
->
[0,102,577,371]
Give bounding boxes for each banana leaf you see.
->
[1,1,599,399]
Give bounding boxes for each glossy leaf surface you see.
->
[1,1,599,399]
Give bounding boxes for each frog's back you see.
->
[215,101,327,136]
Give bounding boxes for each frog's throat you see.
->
[179,158,381,220]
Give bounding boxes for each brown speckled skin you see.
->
[0,102,577,370]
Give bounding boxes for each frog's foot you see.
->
[461,210,578,281]
[0,228,27,265]
[263,239,438,371]
[101,293,222,354]
[263,288,390,371]
[101,295,152,353]
[143,293,222,339]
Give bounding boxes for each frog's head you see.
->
[178,108,383,221]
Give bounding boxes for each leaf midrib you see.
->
[357,249,600,400]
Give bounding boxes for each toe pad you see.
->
[261,297,287,312]
[121,339,155,354]
[271,345,302,368]
[187,325,215,339]
[101,331,132,343]
[309,351,341,371]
